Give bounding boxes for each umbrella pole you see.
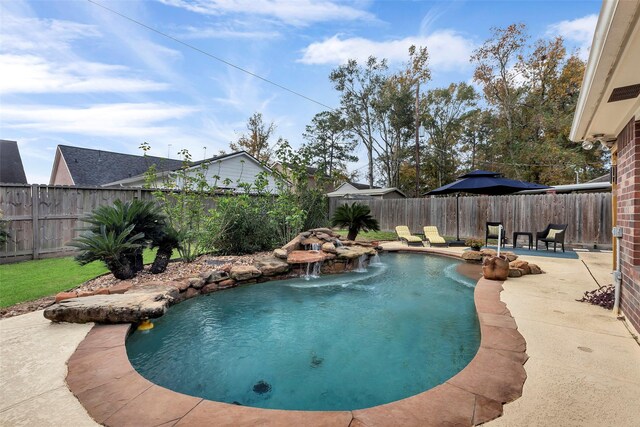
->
[449,193,466,246]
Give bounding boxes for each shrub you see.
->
[331,203,380,241]
[465,238,484,251]
[0,209,9,247]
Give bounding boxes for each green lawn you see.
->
[0,249,161,308]
[335,230,398,241]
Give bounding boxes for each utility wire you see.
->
[86,0,335,111]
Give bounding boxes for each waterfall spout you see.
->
[369,253,383,267]
[354,254,367,273]
[303,261,323,280]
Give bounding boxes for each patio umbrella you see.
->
[426,170,551,245]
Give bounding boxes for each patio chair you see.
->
[395,226,423,246]
[485,222,507,247]
[423,226,447,247]
[536,224,568,252]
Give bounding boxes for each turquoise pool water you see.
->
[126,253,480,411]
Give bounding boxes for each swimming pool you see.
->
[126,253,480,411]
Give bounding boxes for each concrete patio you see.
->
[1,246,638,426]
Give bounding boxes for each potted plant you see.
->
[465,238,483,251]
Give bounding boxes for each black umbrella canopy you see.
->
[426,170,550,196]
[424,170,551,244]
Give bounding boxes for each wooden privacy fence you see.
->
[0,185,159,263]
[330,192,612,246]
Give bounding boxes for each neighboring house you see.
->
[518,175,612,194]
[271,163,335,192]
[569,0,640,334]
[49,145,184,186]
[0,140,28,184]
[327,181,406,199]
[104,151,279,193]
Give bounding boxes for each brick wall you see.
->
[616,117,640,333]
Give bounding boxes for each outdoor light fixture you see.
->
[582,140,594,150]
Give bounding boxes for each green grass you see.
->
[335,230,398,241]
[0,249,162,308]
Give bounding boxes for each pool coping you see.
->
[66,253,528,426]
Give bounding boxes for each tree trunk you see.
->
[150,248,172,274]
[107,259,136,280]
[347,227,358,241]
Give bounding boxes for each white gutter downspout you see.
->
[612,226,623,314]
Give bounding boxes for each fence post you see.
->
[31,184,39,260]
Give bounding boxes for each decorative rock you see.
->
[481,249,497,257]
[94,288,110,295]
[202,270,229,283]
[462,251,483,263]
[108,283,133,294]
[55,292,77,303]
[187,277,206,289]
[282,234,303,254]
[315,232,333,241]
[311,228,337,236]
[508,268,523,278]
[217,279,237,289]
[173,280,191,292]
[529,263,542,274]
[273,248,288,259]
[76,291,94,298]
[300,236,323,247]
[321,242,337,254]
[200,283,219,294]
[335,245,376,259]
[44,288,174,323]
[287,250,328,264]
[229,265,261,281]
[483,256,510,281]
[502,252,518,262]
[254,256,289,276]
[510,260,531,275]
[184,288,199,299]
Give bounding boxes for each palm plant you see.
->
[80,199,166,273]
[70,225,144,280]
[149,226,181,274]
[331,202,380,241]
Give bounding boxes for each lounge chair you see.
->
[485,222,507,247]
[395,226,423,246]
[536,224,568,252]
[423,226,447,247]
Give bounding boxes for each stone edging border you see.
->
[66,252,528,426]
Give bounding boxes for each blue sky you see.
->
[1,0,601,184]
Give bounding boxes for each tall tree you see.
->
[301,110,358,183]
[230,112,275,164]
[421,82,478,189]
[330,57,388,188]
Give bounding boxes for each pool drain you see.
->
[253,380,271,394]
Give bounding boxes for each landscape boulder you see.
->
[273,248,288,259]
[510,260,531,275]
[482,256,510,281]
[201,270,229,284]
[462,251,483,263]
[254,256,290,276]
[529,263,543,274]
[229,265,262,281]
[287,250,329,264]
[322,242,337,254]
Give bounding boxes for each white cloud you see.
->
[0,54,168,94]
[299,30,475,71]
[1,103,197,137]
[177,24,281,40]
[547,14,597,60]
[0,10,171,95]
[159,0,374,26]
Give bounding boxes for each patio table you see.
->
[513,231,533,250]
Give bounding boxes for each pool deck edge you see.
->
[66,256,527,426]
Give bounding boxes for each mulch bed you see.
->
[0,253,269,319]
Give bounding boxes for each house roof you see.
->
[517,181,611,194]
[0,140,28,184]
[326,187,406,198]
[570,0,640,142]
[54,145,185,186]
[349,181,380,190]
[102,150,272,187]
